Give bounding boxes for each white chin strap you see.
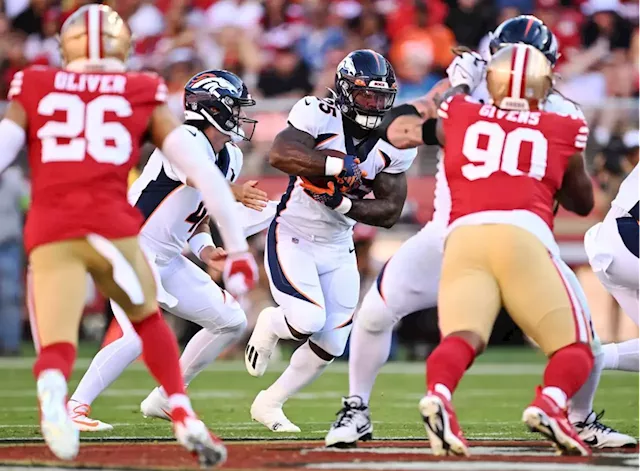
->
[355,113,382,130]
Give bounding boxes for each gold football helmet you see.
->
[59,4,131,67]
[486,44,553,111]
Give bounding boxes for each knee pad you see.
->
[284,304,326,336]
[356,285,396,333]
[310,324,352,358]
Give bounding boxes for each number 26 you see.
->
[37,92,133,165]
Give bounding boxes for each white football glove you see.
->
[446,51,486,93]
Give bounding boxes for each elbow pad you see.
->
[378,104,421,143]
[421,119,439,146]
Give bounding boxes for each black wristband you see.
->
[421,118,438,146]
[378,104,421,143]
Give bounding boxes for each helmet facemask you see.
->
[336,77,397,130]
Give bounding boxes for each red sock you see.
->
[132,312,185,397]
[543,342,594,398]
[33,342,76,380]
[426,336,476,394]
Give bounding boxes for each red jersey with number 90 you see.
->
[440,94,588,230]
[8,65,168,253]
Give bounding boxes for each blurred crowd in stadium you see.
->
[0,0,638,358]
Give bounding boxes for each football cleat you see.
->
[325,395,373,448]
[250,390,301,433]
[37,370,80,460]
[67,400,113,432]
[574,410,637,449]
[419,391,469,457]
[172,407,227,468]
[245,307,280,377]
[140,387,172,421]
[523,387,591,456]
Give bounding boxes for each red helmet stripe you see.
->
[98,8,104,59]
[524,17,535,36]
[520,46,530,98]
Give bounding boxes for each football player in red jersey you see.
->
[380,44,596,457]
[0,4,257,465]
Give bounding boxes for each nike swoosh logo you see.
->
[356,424,370,433]
[160,408,174,420]
[72,418,100,427]
[187,129,197,137]
[349,248,355,253]
[583,436,598,446]
[305,99,311,106]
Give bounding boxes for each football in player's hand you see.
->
[301,149,346,190]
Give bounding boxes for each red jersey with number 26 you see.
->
[8,65,168,253]
[440,94,588,230]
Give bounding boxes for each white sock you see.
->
[71,332,141,406]
[262,341,331,405]
[269,307,299,340]
[434,383,452,401]
[168,393,194,415]
[603,342,620,370]
[568,348,604,423]
[348,321,392,405]
[543,386,568,409]
[158,321,246,396]
[603,339,639,372]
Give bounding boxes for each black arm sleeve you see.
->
[421,118,439,146]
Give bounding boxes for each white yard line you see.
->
[0,358,548,375]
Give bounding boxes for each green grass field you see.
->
[1,346,637,442]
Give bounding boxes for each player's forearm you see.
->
[268,126,344,177]
[268,139,331,176]
[194,217,211,235]
[346,199,403,229]
[0,118,26,174]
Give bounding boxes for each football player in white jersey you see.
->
[325,16,636,449]
[67,70,275,431]
[243,50,417,432]
[584,164,638,373]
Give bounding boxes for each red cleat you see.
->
[172,407,227,468]
[522,386,592,456]
[419,391,469,456]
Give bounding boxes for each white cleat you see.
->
[172,407,227,468]
[250,390,301,433]
[140,387,172,421]
[37,370,79,460]
[574,410,638,449]
[325,396,373,448]
[67,400,113,432]
[245,307,280,377]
